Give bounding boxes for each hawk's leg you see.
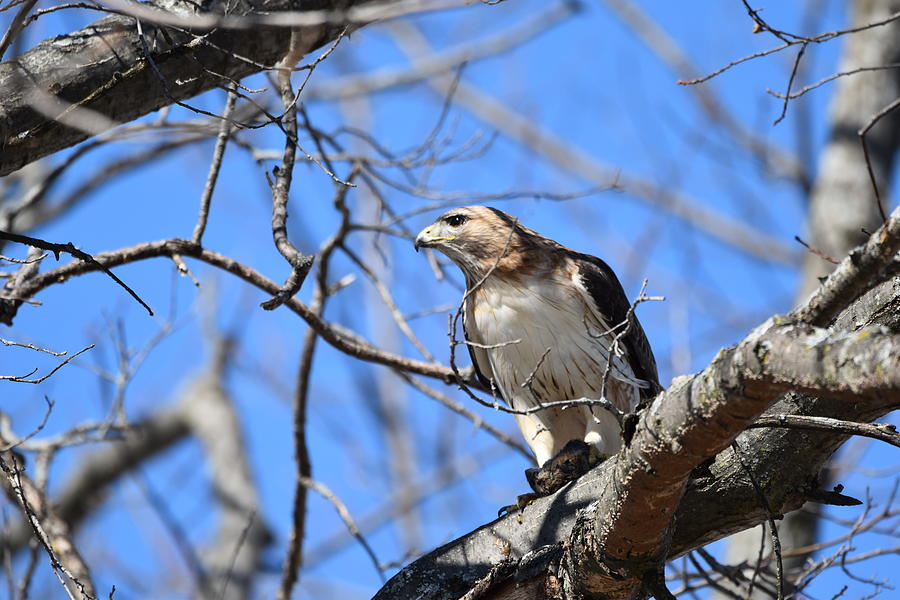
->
[498,439,603,516]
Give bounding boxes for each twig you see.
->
[767,62,900,101]
[388,21,798,264]
[597,278,664,411]
[259,55,315,311]
[220,510,257,600]
[132,470,212,597]
[277,177,354,600]
[794,235,838,264]
[193,85,238,245]
[0,238,456,383]
[0,253,47,265]
[731,440,784,600]
[298,476,384,581]
[0,445,96,599]
[772,42,807,126]
[0,396,54,451]
[0,345,94,384]
[680,9,900,86]
[858,97,900,223]
[0,338,66,356]
[0,230,153,316]
[397,372,531,459]
[749,415,900,449]
[0,0,37,61]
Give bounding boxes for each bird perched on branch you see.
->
[415,206,661,501]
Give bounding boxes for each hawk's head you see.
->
[414,206,555,282]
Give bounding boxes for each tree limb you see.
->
[0,0,360,176]
[372,213,900,600]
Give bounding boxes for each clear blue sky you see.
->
[3,1,898,598]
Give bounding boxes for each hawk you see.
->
[415,206,661,472]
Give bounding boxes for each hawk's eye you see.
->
[444,214,468,227]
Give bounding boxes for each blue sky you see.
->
[3,1,899,598]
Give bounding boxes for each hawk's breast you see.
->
[465,271,643,413]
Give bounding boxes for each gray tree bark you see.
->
[798,0,900,299]
[372,207,900,599]
[0,0,360,176]
[717,2,900,595]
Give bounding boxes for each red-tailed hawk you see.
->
[415,206,660,469]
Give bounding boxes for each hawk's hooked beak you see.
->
[414,226,454,252]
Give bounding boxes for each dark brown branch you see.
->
[260,55,314,311]
[0,237,456,383]
[278,174,354,600]
[0,230,153,316]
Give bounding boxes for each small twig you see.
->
[132,470,212,596]
[520,347,552,397]
[746,522,767,600]
[679,9,900,86]
[0,345,94,384]
[219,509,257,600]
[0,338,67,356]
[749,415,900,450]
[772,42,807,126]
[171,254,200,286]
[598,279,664,407]
[858,97,900,223]
[446,219,519,407]
[794,236,838,264]
[767,62,900,101]
[0,396,55,451]
[398,372,531,458]
[732,440,784,600]
[0,0,37,62]
[298,476,385,582]
[0,447,96,599]
[277,179,354,600]
[259,57,315,311]
[0,230,153,316]
[741,0,793,43]
[0,253,47,265]
[193,84,238,245]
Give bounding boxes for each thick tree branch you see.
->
[372,315,900,600]
[796,205,900,326]
[0,0,365,176]
[372,214,900,600]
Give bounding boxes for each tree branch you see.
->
[372,212,900,600]
[0,0,362,176]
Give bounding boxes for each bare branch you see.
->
[0,230,152,316]
[192,85,238,245]
[749,415,900,450]
[0,445,96,599]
